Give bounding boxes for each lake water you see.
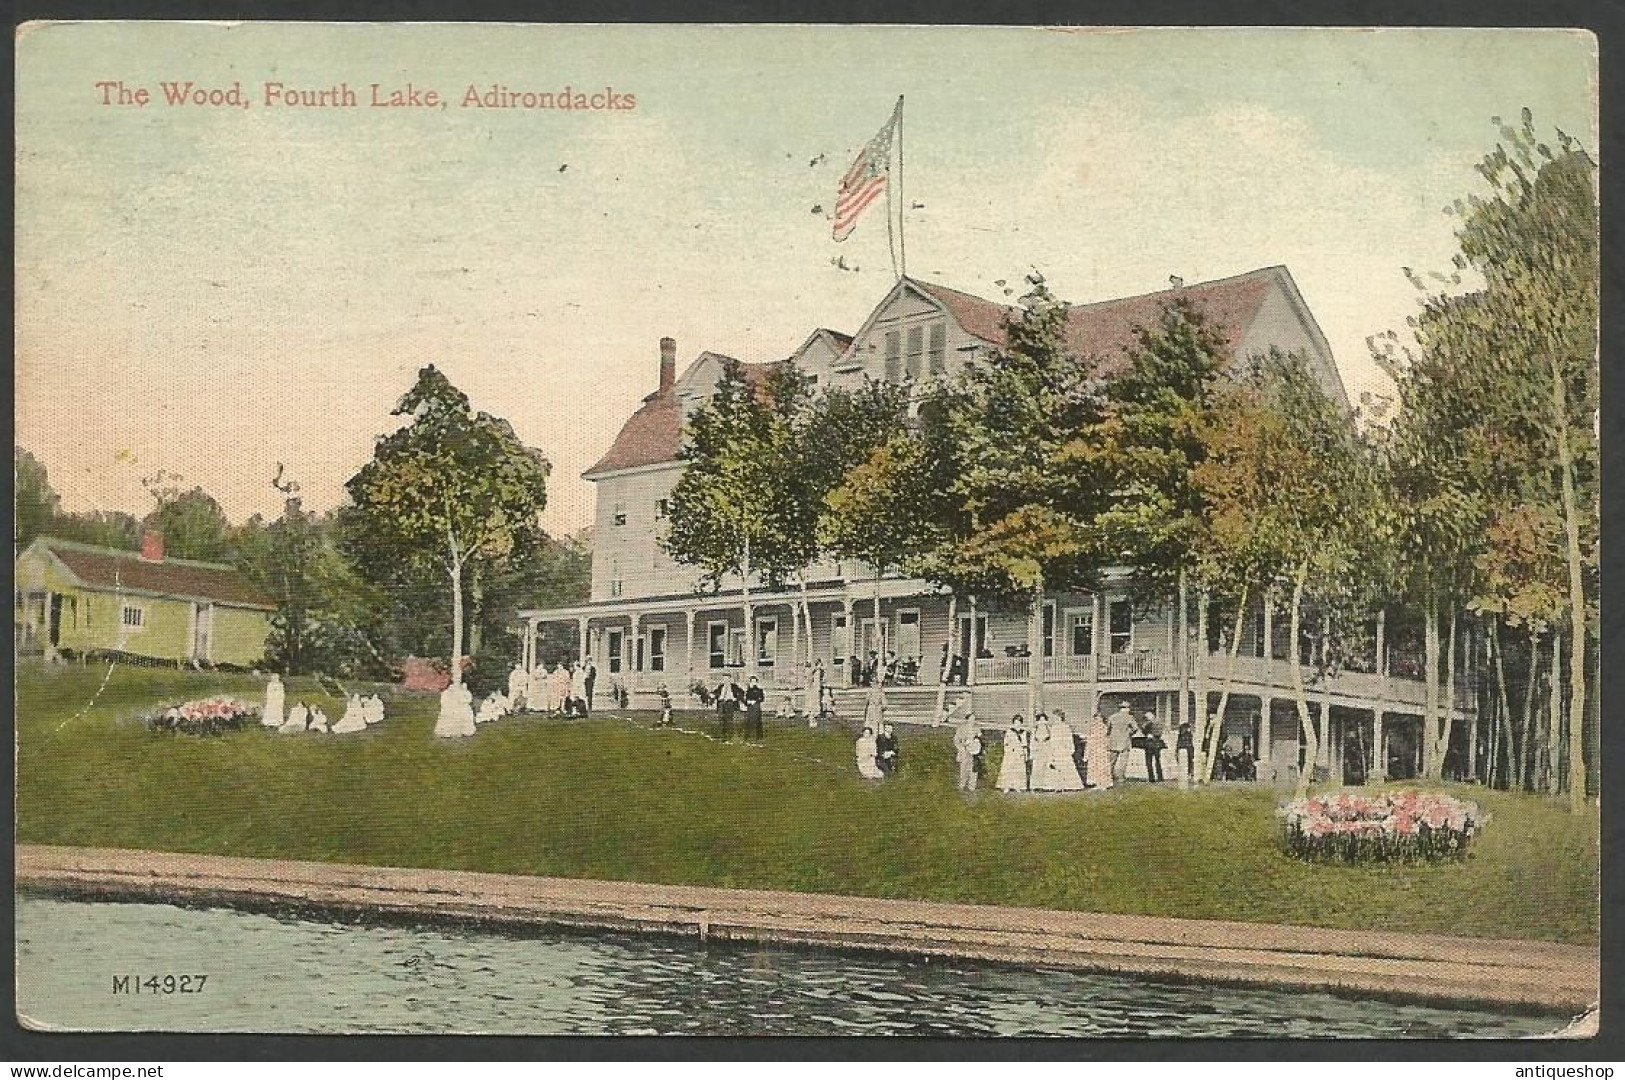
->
[16,895,1564,1037]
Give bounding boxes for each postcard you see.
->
[13,22,1599,1038]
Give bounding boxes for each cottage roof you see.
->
[30,537,275,610]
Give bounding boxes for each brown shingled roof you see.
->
[584,357,786,479]
[583,269,1282,479]
[41,539,274,609]
[913,268,1277,377]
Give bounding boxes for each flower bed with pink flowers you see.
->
[1278,790,1489,863]
[145,696,260,736]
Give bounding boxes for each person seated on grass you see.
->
[876,721,899,777]
[363,694,386,726]
[280,702,308,735]
[656,684,673,726]
[435,682,476,739]
[775,693,795,720]
[856,725,884,780]
[307,706,330,733]
[331,694,367,734]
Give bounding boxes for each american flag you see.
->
[832,101,901,243]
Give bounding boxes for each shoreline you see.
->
[16,844,1598,1014]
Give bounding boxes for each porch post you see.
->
[631,611,642,674]
[685,608,698,692]
[1258,695,1273,785]
[524,618,536,672]
[1371,709,1386,783]
[967,595,978,687]
[1262,592,1274,661]
[1320,612,1333,770]
[577,616,590,665]
[789,599,801,687]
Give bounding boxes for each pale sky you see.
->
[15,24,1597,537]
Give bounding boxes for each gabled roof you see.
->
[584,351,785,479]
[908,267,1282,378]
[26,537,275,610]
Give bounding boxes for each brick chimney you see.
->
[140,531,164,562]
[659,337,676,395]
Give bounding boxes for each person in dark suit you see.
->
[876,721,899,776]
[743,675,766,741]
[583,659,597,713]
[1141,710,1165,783]
[718,676,741,740]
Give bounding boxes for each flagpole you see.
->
[895,95,906,280]
[884,131,899,280]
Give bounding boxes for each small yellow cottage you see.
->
[15,533,273,668]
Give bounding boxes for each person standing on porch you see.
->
[744,675,766,741]
[1106,702,1139,784]
[998,716,1031,792]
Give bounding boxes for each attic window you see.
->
[928,321,947,375]
[121,604,145,629]
[655,498,669,520]
[612,503,628,527]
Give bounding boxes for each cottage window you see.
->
[905,324,925,380]
[708,622,728,669]
[928,321,948,375]
[612,502,627,527]
[121,604,145,629]
[655,498,669,520]
[647,627,666,672]
[607,629,624,674]
[1042,601,1056,658]
[884,330,902,382]
[1070,612,1093,656]
[1109,600,1132,654]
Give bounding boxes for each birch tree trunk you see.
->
[1027,578,1045,719]
[741,535,754,679]
[1520,627,1539,792]
[449,560,465,687]
[1289,568,1319,799]
[1177,571,1190,791]
[1205,586,1249,782]
[1552,355,1591,812]
[1434,607,1458,777]
[935,593,958,722]
[1422,596,1440,779]
[1194,593,1211,784]
[1490,618,1513,791]
[1547,628,1563,796]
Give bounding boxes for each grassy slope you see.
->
[15,664,1600,945]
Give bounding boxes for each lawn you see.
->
[14,663,1601,946]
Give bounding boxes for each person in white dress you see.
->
[363,694,386,726]
[307,706,330,733]
[525,664,548,712]
[855,726,884,780]
[332,694,367,733]
[262,674,285,728]
[550,664,571,715]
[997,716,1031,792]
[1085,708,1114,790]
[1035,710,1086,791]
[279,702,308,734]
[507,664,529,711]
[806,659,825,724]
[1028,713,1053,790]
[435,682,477,738]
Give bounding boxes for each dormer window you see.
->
[612,502,627,527]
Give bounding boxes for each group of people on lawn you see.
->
[940,700,1197,793]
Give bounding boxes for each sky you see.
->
[15,23,1597,537]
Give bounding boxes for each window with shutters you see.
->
[905,324,925,380]
[884,330,902,382]
[928,321,947,375]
